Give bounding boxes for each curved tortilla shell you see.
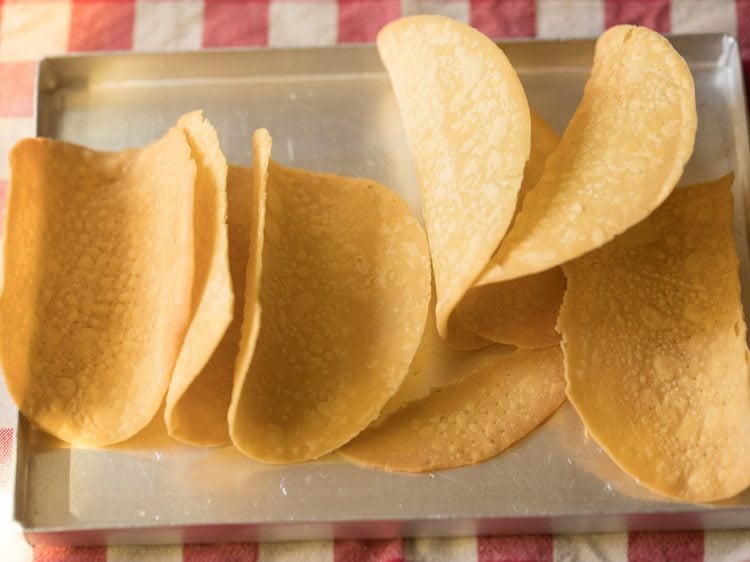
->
[1,129,194,447]
[558,175,750,502]
[340,346,565,472]
[378,15,530,339]
[230,155,432,463]
[165,111,233,446]
[480,25,696,285]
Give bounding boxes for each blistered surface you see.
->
[341,346,565,472]
[559,176,750,502]
[3,130,194,446]
[481,26,697,284]
[378,16,530,338]
[230,157,431,463]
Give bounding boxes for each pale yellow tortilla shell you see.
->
[340,346,565,472]
[456,111,564,348]
[230,151,432,463]
[558,175,750,502]
[378,15,530,339]
[1,129,195,447]
[165,111,233,446]
[479,25,696,285]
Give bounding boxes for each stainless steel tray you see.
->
[14,34,750,546]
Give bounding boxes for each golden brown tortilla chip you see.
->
[378,15,530,339]
[230,140,432,463]
[479,25,696,285]
[165,111,234,446]
[558,175,750,502]
[456,112,564,348]
[340,346,565,472]
[1,129,195,447]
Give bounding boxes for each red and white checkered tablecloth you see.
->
[1,1,750,561]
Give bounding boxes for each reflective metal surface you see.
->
[14,35,750,546]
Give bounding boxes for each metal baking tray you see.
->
[12,34,750,546]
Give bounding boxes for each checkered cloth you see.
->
[1,1,749,561]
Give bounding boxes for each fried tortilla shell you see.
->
[1,128,195,446]
[378,15,530,340]
[230,142,431,463]
[480,25,696,285]
[558,175,750,502]
[340,346,565,472]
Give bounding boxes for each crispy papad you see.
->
[230,135,432,463]
[165,111,233,446]
[456,111,564,348]
[340,346,565,472]
[558,175,750,502]
[1,128,195,446]
[479,25,696,285]
[377,15,530,340]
